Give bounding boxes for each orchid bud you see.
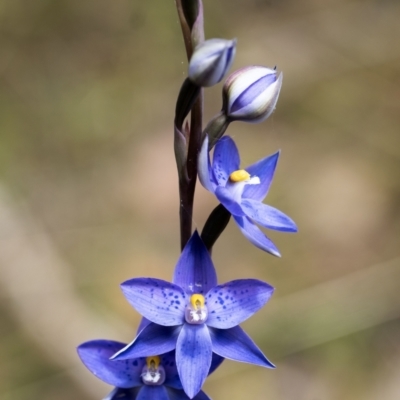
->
[223,66,283,123]
[189,38,236,87]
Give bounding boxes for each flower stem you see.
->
[201,204,231,252]
[175,0,204,250]
[175,0,192,59]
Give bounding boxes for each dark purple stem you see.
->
[175,0,204,250]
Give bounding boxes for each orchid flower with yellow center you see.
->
[111,232,275,399]
[198,135,297,256]
[77,341,222,400]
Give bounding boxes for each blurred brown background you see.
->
[1,0,400,399]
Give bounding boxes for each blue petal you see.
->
[77,340,143,388]
[105,387,139,400]
[137,317,152,334]
[137,385,169,400]
[241,199,298,232]
[173,232,217,295]
[161,351,182,390]
[206,279,274,329]
[198,136,217,193]
[233,216,281,256]
[212,136,240,186]
[215,186,246,216]
[209,326,275,368]
[176,324,212,399]
[161,350,223,390]
[230,73,277,114]
[242,151,279,201]
[121,278,186,326]
[112,323,181,360]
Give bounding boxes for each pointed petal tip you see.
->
[277,214,298,233]
[210,326,275,371]
[271,249,281,257]
[191,229,201,242]
[264,282,276,293]
[259,359,276,369]
[120,277,134,289]
[270,149,281,164]
[290,218,299,233]
[185,230,203,249]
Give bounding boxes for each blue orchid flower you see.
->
[111,232,275,399]
[77,340,221,400]
[198,135,297,256]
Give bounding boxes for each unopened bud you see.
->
[223,66,282,123]
[189,38,236,87]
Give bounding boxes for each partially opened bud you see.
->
[223,66,282,122]
[189,38,236,87]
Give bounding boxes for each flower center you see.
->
[226,169,261,202]
[141,356,166,386]
[229,169,251,182]
[185,294,208,324]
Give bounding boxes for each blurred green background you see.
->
[1,0,400,399]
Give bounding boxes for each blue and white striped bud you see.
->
[189,38,236,87]
[223,66,283,123]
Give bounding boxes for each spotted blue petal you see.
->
[121,278,186,326]
[176,324,212,399]
[112,323,181,360]
[206,279,274,329]
[212,136,240,186]
[77,340,143,388]
[173,232,217,295]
